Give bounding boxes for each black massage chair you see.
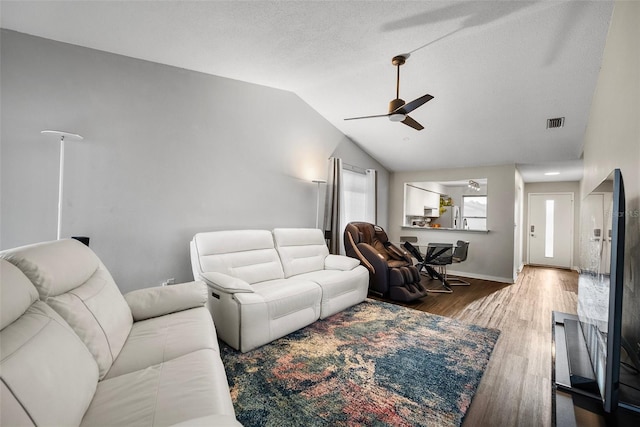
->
[343,222,428,302]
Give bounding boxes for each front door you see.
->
[528,193,574,268]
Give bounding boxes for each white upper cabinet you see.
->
[404,184,440,217]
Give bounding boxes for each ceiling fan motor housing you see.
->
[388,98,407,121]
[389,98,406,113]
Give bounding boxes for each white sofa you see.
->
[0,239,241,427]
[190,228,369,352]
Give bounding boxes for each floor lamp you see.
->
[41,130,84,240]
[312,179,326,229]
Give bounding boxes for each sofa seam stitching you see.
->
[0,314,50,364]
[1,377,38,426]
[150,360,165,427]
[67,291,116,367]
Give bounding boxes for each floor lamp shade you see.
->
[41,130,84,240]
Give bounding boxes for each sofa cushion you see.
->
[1,239,100,298]
[1,260,99,426]
[104,307,218,379]
[82,350,236,426]
[233,278,322,351]
[248,278,321,320]
[1,239,133,380]
[193,230,284,284]
[292,267,369,317]
[0,259,39,329]
[292,269,365,298]
[273,228,329,278]
[1,382,34,427]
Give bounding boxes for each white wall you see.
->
[0,30,389,292]
[514,169,524,275]
[390,164,516,283]
[522,181,581,269]
[581,1,640,357]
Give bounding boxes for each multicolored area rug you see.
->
[220,299,500,427]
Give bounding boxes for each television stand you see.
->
[552,311,640,426]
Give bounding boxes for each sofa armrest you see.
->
[324,254,361,271]
[124,281,207,321]
[198,272,254,294]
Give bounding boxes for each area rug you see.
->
[220,299,500,427]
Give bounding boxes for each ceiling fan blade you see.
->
[402,115,424,130]
[397,94,434,114]
[344,113,389,121]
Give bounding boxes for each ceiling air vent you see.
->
[547,117,565,129]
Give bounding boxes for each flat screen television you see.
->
[577,169,625,413]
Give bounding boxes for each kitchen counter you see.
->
[401,226,489,233]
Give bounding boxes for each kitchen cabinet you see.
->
[404,185,440,217]
[424,208,440,218]
[405,185,425,216]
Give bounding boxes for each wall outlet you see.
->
[161,278,175,287]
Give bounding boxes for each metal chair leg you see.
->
[424,265,452,293]
[444,264,470,286]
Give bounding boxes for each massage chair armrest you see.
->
[324,254,361,271]
[358,243,394,293]
[198,272,254,294]
[356,243,390,275]
[385,242,412,264]
[124,281,207,321]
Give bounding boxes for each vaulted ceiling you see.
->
[0,1,614,181]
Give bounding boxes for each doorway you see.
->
[528,193,574,269]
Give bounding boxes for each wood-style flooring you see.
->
[372,265,579,427]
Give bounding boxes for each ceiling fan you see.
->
[344,54,433,130]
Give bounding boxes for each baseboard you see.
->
[523,263,576,272]
[446,269,514,284]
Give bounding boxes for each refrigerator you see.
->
[433,206,461,229]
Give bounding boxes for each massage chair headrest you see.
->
[345,222,392,247]
[373,225,390,245]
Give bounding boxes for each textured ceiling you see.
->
[0,1,614,181]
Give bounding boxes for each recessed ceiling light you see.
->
[544,172,560,176]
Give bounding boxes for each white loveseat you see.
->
[190,228,369,352]
[0,239,240,426]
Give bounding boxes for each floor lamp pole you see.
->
[312,180,326,229]
[41,130,84,240]
[57,137,65,240]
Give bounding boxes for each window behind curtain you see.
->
[342,168,375,226]
[462,195,487,229]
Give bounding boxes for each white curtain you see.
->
[324,159,377,255]
[342,169,376,224]
[342,169,366,228]
[323,157,344,254]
